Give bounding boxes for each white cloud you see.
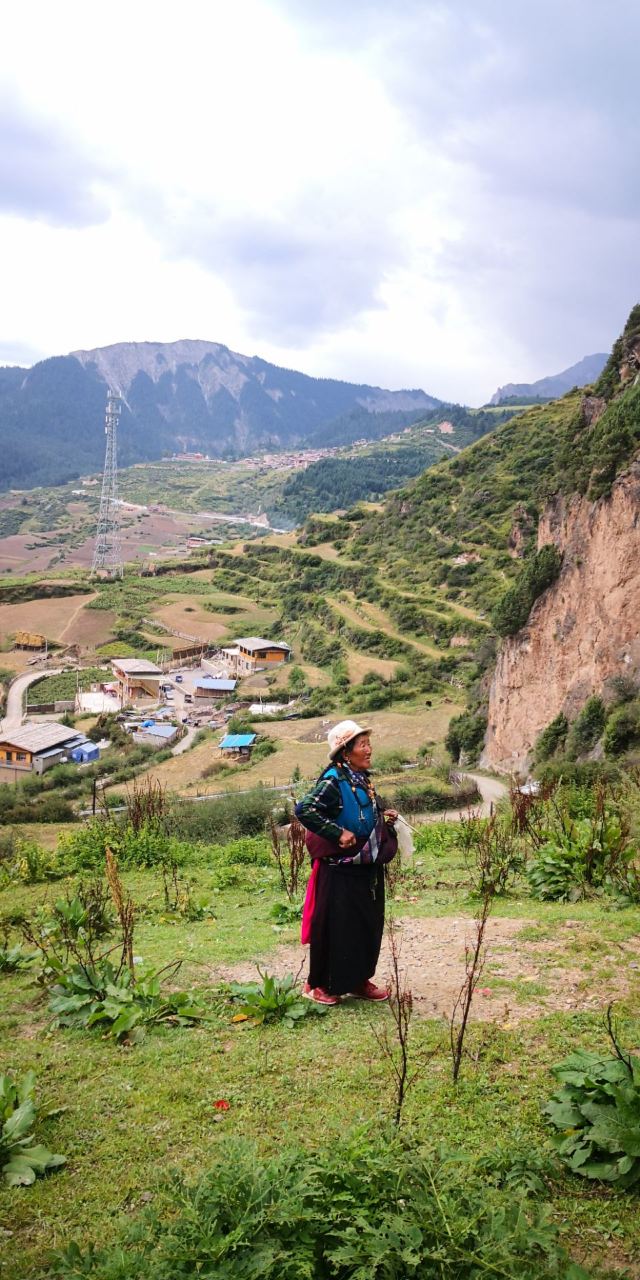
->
[0,0,636,399]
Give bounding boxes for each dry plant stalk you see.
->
[285,814,307,899]
[371,917,437,1126]
[125,776,169,834]
[269,811,307,901]
[105,846,135,979]
[449,892,491,1083]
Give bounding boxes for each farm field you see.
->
[0,594,99,647]
[1,815,639,1280]
[125,703,464,796]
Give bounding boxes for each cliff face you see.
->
[482,459,640,773]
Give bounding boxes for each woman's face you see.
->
[345,733,372,771]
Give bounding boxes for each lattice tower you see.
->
[90,390,124,579]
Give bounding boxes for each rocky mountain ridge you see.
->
[0,340,439,492]
[490,351,608,405]
[482,458,640,771]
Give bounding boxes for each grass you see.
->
[1,836,640,1279]
[123,704,464,796]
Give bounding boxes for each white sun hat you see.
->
[327,719,371,761]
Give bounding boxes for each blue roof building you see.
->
[219,733,257,752]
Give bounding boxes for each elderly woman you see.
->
[295,719,398,1005]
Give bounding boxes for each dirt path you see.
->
[208,914,640,1025]
[58,592,98,643]
[417,772,508,823]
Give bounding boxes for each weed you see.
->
[0,1070,65,1186]
[227,967,323,1029]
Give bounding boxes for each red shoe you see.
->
[353,980,388,1001]
[303,982,340,1005]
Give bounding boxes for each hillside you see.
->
[489,351,608,405]
[0,340,440,491]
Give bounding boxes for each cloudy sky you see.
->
[1,0,637,402]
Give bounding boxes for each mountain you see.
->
[0,339,440,492]
[489,352,608,405]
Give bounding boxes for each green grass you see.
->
[1,831,640,1278]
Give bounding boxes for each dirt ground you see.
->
[211,915,640,1024]
[0,593,97,645]
[129,703,465,795]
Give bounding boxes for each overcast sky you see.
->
[1,0,637,403]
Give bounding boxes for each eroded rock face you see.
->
[482,460,640,773]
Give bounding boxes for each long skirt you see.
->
[307,860,385,996]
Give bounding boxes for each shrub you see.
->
[604,701,640,757]
[535,714,569,764]
[445,712,487,763]
[374,748,411,772]
[392,779,480,814]
[526,788,637,902]
[565,697,606,759]
[50,1132,584,1280]
[544,1047,640,1186]
[492,545,562,637]
[169,789,288,843]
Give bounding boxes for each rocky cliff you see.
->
[482,458,640,773]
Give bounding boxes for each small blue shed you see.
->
[219,732,257,756]
[69,740,100,764]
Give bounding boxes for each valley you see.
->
[1,311,640,1280]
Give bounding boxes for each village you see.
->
[0,635,293,784]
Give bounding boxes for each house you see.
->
[0,722,93,775]
[69,740,100,764]
[194,677,237,700]
[227,638,291,675]
[133,722,179,748]
[111,658,162,703]
[219,732,257,758]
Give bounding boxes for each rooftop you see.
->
[195,678,237,690]
[233,637,291,653]
[111,658,162,676]
[135,723,177,739]
[219,733,257,749]
[0,721,81,753]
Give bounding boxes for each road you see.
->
[465,771,509,816]
[417,771,508,824]
[171,725,198,755]
[0,668,62,733]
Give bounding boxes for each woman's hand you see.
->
[338,829,357,849]
[383,809,398,826]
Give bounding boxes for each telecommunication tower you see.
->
[90,390,124,579]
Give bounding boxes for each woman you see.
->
[295,719,398,1005]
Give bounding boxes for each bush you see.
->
[50,1132,584,1280]
[169,791,289,844]
[392,779,479,814]
[565,697,606,759]
[526,789,637,902]
[445,712,487,763]
[492,545,563,637]
[535,714,569,764]
[544,1047,640,1187]
[604,701,640,757]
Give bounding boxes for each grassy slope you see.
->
[1,848,639,1279]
